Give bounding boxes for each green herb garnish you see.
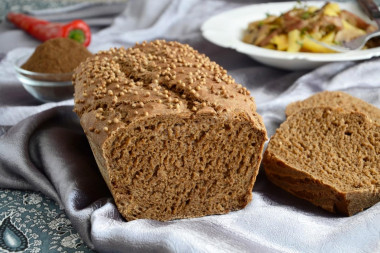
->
[300,27,308,36]
[301,12,311,19]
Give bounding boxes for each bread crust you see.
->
[73,40,267,221]
[286,91,380,125]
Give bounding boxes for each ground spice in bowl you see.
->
[22,37,92,78]
[15,38,92,102]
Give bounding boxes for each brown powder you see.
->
[22,38,92,74]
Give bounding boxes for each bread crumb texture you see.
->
[73,40,267,221]
[264,107,380,216]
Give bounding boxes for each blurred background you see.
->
[0,0,128,54]
[0,0,128,22]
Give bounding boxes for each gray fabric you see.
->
[0,0,379,252]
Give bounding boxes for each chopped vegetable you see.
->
[323,2,340,16]
[7,12,91,47]
[321,31,336,43]
[271,34,288,51]
[242,2,378,53]
[287,29,302,52]
[302,36,335,53]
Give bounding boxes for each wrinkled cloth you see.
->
[0,0,379,252]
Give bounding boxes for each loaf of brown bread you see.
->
[263,107,380,216]
[286,91,380,124]
[73,40,267,221]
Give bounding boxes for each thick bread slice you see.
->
[73,40,267,221]
[263,107,380,216]
[286,91,380,125]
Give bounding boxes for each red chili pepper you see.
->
[7,12,91,47]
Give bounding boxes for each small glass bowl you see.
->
[13,52,74,103]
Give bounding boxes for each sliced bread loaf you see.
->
[73,40,267,221]
[263,107,380,216]
[285,91,380,125]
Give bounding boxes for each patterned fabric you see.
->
[0,189,92,252]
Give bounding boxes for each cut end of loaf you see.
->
[104,114,266,221]
[73,40,267,221]
[264,107,380,216]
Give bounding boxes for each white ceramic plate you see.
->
[201,1,380,70]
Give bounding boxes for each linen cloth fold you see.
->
[0,0,379,252]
